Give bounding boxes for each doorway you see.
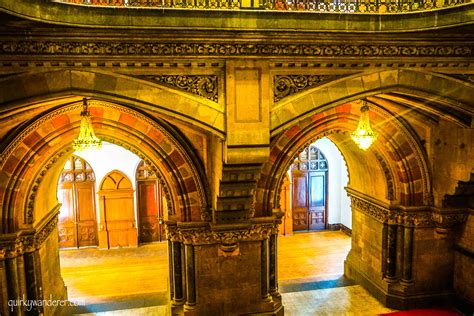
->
[291,145,328,232]
[136,160,165,243]
[98,170,138,248]
[57,156,98,249]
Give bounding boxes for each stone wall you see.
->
[39,231,67,315]
[454,212,474,307]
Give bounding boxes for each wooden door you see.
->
[292,170,309,231]
[136,160,164,243]
[137,180,163,242]
[58,156,98,249]
[75,182,98,247]
[291,145,329,232]
[98,171,137,249]
[308,171,327,231]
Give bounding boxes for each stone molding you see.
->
[0,41,471,58]
[136,75,218,102]
[0,209,59,260]
[348,191,469,228]
[165,222,279,245]
[273,75,343,102]
[3,100,208,223]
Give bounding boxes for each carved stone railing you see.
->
[51,0,471,12]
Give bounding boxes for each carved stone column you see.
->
[23,250,43,315]
[401,225,414,284]
[261,238,270,300]
[184,244,196,309]
[0,255,9,316]
[385,223,398,281]
[168,240,174,302]
[269,233,279,296]
[172,241,184,305]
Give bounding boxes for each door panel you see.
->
[292,171,308,231]
[309,172,326,231]
[137,180,160,243]
[58,183,77,248]
[76,183,98,247]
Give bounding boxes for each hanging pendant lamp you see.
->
[351,100,377,150]
[72,98,102,152]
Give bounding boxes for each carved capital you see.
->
[432,211,468,233]
[165,222,279,245]
[349,194,434,227]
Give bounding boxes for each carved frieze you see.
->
[165,222,279,245]
[0,41,471,58]
[274,75,342,102]
[137,75,218,102]
[432,212,468,230]
[349,194,434,227]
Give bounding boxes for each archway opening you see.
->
[56,142,171,311]
[278,137,352,284]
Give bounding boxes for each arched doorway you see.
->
[136,160,165,243]
[98,170,138,249]
[57,156,98,249]
[291,145,329,232]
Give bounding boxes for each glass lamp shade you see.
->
[351,104,377,150]
[72,99,102,152]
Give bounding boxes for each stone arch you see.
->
[0,69,225,137]
[257,101,433,216]
[271,69,473,134]
[0,99,211,234]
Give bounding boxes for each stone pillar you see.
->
[402,225,414,284]
[261,238,269,300]
[168,240,174,302]
[269,233,279,296]
[0,257,9,316]
[23,250,43,315]
[172,241,184,305]
[385,223,398,281]
[184,244,196,310]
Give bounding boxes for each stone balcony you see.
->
[52,0,470,13]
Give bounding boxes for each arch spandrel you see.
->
[0,99,211,234]
[0,69,225,138]
[271,69,474,134]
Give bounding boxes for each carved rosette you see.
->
[165,222,279,245]
[136,75,218,102]
[274,75,342,102]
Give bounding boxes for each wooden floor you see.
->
[60,231,395,315]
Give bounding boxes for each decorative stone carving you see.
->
[349,194,434,227]
[0,41,471,58]
[137,75,218,102]
[274,75,342,102]
[165,222,279,245]
[0,213,58,259]
[432,211,468,232]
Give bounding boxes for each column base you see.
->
[345,259,455,310]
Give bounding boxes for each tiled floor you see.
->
[60,231,397,315]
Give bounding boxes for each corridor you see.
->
[60,231,395,315]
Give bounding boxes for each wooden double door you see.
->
[58,156,98,248]
[292,170,328,232]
